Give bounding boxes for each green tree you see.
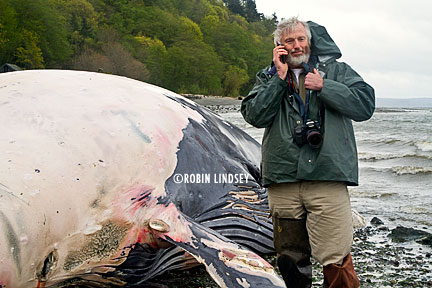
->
[133,36,167,86]
[1,0,278,95]
[57,0,99,54]
[6,0,72,66]
[200,12,273,93]
[223,0,244,17]
[223,65,248,96]
[133,7,203,47]
[168,0,226,23]
[14,30,44,69]
[0,0,19,64]
[162,40,223,94]
[244,0,262,22]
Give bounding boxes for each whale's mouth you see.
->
[35,185,284,288]
[154,211,286,288]
[40,209,285,288]
[114,197,285,287]
[105,202,285,287]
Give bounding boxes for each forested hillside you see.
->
[0,0,278,96]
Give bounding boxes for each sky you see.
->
[254,0,432,99]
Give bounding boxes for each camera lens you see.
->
[306,130,322,148]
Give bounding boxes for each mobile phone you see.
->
[277,42,287,64]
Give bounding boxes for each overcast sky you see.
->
[254,0,432,99]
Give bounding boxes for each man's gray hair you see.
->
[274,17,312,45]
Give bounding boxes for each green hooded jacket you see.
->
[241,21,375,186]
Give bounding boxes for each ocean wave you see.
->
[415,141,432,152]
[358,152,405,161]
[375,108,419,113]
[358,152,432,161]
[380,139,403,145]
[391,166,432,176]
[366,166,432,175]
[356,138,404,145]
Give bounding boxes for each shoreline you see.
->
[182,94,243,106]
[183,95,432,111]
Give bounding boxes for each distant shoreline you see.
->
[183,94,432,108]
[376,97,432,108]
[182,94,242,106]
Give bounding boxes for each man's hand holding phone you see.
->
[273,43,288,80]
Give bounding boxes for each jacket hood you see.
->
[307,21,342,63]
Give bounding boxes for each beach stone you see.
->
[370,217,384,226]
[388,226,431,243]
[352,209,367,230]
[416,235,432,247]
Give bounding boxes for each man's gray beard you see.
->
[287,53,310,68]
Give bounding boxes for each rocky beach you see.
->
[152,219,432,287]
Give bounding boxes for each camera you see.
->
[294,119,323,148]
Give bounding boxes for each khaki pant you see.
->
[268,181,353,266]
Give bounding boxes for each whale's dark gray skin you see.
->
[0,70,284,287]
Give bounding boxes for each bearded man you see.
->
[241,17,375,288]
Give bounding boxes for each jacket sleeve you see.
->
[241,69,287,128]
[319,62,375,122]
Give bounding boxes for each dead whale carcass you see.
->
[0,70,284,287]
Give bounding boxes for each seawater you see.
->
[212,105,432,233]
[352,108,432,232]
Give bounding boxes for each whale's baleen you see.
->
[0,70,284,287]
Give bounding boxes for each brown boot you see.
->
[273,217,312,288]
[323,253,359,288]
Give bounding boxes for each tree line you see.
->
[0,0,278,96]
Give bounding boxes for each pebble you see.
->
[370,217,384,226]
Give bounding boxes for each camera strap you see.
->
[291,88,310,124]
[288,69,310,124]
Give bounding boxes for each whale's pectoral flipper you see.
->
[152,213,286,288]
